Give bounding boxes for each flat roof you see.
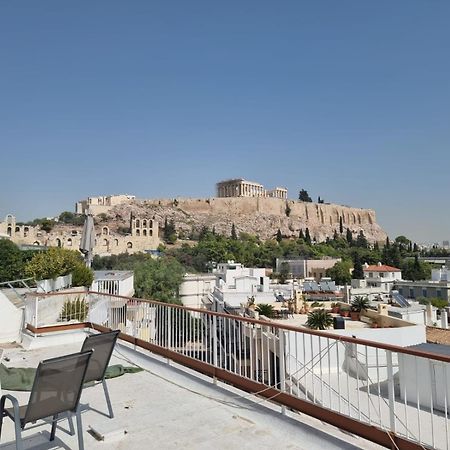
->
[0,336,382,450]
[93,270,133,281]
[408,342,450,357]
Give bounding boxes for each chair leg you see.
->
[102,379,114,418]
[67,412,75,435]
[75,407,84,450]
[50,414,58,441]
[1,395,23,450]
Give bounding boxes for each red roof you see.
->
[364,265,401,272]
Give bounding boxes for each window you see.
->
[409,288,414,298]
[422,289,427,298]
[143,229,147,236]
[136,229,140,236]
[437,290,442,298]
[369,273,373,278]
[127,242,133,249]
[67,238,73,247]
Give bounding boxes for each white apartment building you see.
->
[211,261,274,311]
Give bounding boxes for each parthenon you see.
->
[216,179,288,199]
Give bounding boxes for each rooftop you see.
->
[93,271,134,282]
[364,265,401,272]
[0,333,380,450]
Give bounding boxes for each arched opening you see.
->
[33,241,40,246]
[135,219,140,228]
[103,239,108,246]
[67,238,73,247]
[136,229,140,236]
[142,220,147,228]
[127,242,133,249]
[149,230,153,237]
[56,238,62,247]
[114,239,119,246]
[24,226,29,237]
[102,226,109,235]
[143,229,147,236]
[15,226,20,233]
[7,226,12,237]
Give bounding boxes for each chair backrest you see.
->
[24,350,93,425]
[81,330,120,383]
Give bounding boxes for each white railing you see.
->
[26,291,450,449]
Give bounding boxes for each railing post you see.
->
[279,329,286,415]
[212,315,218,384]
[34,296,39,329]
[386,350,396,433]
[167,306,172,365]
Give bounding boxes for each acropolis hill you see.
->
[106,196,387,243]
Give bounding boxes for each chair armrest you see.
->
[0,394,20,418]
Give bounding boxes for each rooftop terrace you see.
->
[2,290,449,449]
[0,334,380,450]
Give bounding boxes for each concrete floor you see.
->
[0,335,383,450]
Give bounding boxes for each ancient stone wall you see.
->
[109,197,387,243]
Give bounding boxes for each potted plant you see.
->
[350,296,370,321]
[306,309,333,330]
[330,302,340,314]
[340,305,350,317]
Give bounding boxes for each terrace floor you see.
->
[0,331,382,450]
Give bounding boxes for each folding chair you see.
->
[0,350,93,450]
[81,330,120,418]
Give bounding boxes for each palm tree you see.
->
[306,309,333,330]
[255,304,275,319]
[351,296,370,312]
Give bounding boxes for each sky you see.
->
[1,1,449,243]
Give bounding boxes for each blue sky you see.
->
[1,1,449,243]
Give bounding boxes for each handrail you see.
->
[27,289,450,364]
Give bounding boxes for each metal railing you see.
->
[25,291,450,449]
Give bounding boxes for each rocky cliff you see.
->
[106,197,387,243]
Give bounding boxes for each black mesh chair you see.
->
[81,330,120,418]
[0,350,93,450]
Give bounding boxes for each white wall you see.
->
[0,292,23,343]
[399,353,450,413]
[179,275,215,309]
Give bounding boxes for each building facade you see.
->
[0,214,160,256]
[275,257,341,280]
[216,179,287,199]
[75,194,135,215]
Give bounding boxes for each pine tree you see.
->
[298,189,312,202]
[346,228,353,245]
[413,242,418,252]
[305,227,311,244]
[352,255,364,279]
[385,237,390,248]
[374,241,380,251]
[276,229,282,243]
[356,230,368,248]
[339,217,343,234]
[299,229,305,240]
[231,223,237,240]
[333,229,339,241]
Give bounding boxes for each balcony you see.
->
[3,291,450,449]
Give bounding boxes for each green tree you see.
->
[305,228,312,244]
[298,189,312,202]
[299,229,305,240]
[351,296,370,312]
[352,255,364,279]
[25,248,84,281]
[71,264,94,287]
[0,240,27,282]
[306,310,333,330]
[231,223,237,240]
[279,261,290,283]
[356,230,368,248]
[276,229,283,243]
[346,228,353,245]
[133,257,185,303]
[339,217,343,234]
[326,260,352,285]
[401,255,431,281]
[163,218,177,244]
